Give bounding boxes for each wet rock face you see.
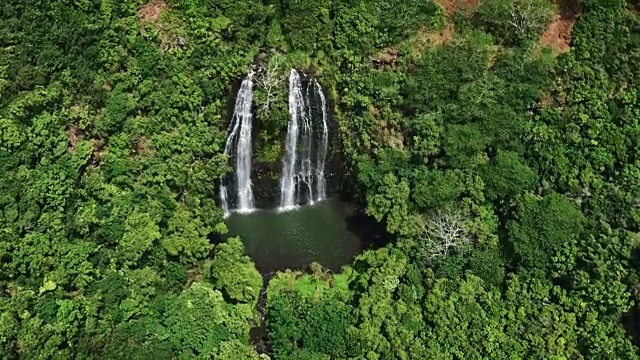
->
[249,139,344,210]
[250,73,344,210]
[251,162,280,209]
[249,272,272,355]
[369,47,398,69]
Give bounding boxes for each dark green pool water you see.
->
[225,197,365,272]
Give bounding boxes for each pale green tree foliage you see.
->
[208,237,263,305]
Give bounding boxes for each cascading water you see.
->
[278,70,330,211]
[279,69,304,210]
[314,79,329,202]
[299,82,314,205]
[220,74,255,216]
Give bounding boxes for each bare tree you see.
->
[477,0,553,44]
[508,0,552,35]
[420,209,471,260]
[254,52,285,116]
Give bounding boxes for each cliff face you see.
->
[221,71,345,211]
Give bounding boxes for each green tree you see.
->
[508,192,585,275]
[208,237,262,305]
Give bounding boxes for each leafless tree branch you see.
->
[254,52,284,116]
[420,210,471,260]
[509,0,549,34]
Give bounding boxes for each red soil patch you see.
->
[540,13,577,53]
[139,0,166,23]
[436,0,457,16]
[405,24,454,61]
[436,0,481,16]
[428,23,454,45]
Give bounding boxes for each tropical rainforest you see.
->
[2,0,640,358]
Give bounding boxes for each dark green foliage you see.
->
[267,291,354,359]
[481,151,537,201]
[411,168,466,210]
[509,192,584,275]
[3,0,640,358]
[207,237,262,304]
[0,0,264,357]
[264,1,640,357]
[164,261,189,289]
[279,0,333,53]
[468,246,506,288]
[333,1,378,54]
[443,124,490,169]
[374,0,442,44]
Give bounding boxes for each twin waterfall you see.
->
[220,69,329,216]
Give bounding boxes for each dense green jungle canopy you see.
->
[2,0,640,358]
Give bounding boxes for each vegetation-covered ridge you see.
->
[1,0,640,359]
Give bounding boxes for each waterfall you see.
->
[299,82,314,205]
[279,69,304,210]
[220,75,255,216]
[278,70,330,211]
[314,79,329,202]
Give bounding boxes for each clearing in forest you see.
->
[426,23,454,45]
[435,0,481,16]
[403,23,455,59]
[139,0,167,23]
[540,13,577,53]
[540,2,579,53]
